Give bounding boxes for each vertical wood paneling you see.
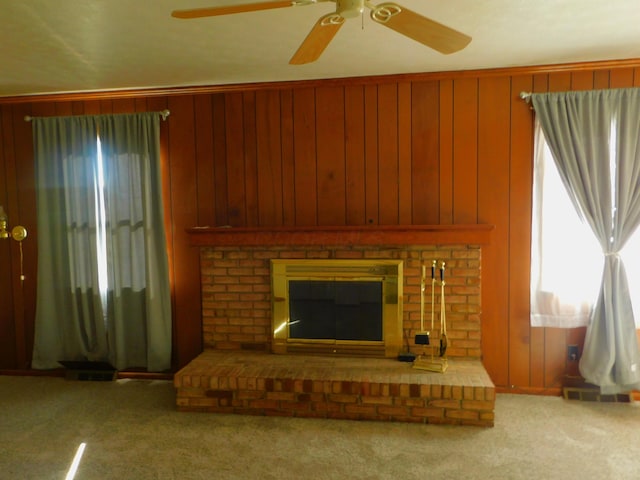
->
[364,85,379,224]
[166,95,202,368]
[99,99,113,113]
[194,94,216,226]
[55,101,73,116]
[378,83,399,225]
[397,82,412,225]
[478,76,511,387]
[0,106,17,368]
[344,85,366,225]
[316,86,346,226]
[571,71,595,91]
[609,68,635,88]
[594,70,610,89]
[439,80,454,224]
[293,88,317,225]
[111,98,135,113]
[411,81,440,224]
[256,90,284,226]
[13,102,38,368]
[224,93,247,226]
[280,89,296,226]
[509,75,535,388]
[212,94,229,226]
[83,100,102,115]
[134,97,148,113]
[452,78,478,223]
[242,92,259,226]
[71,100,84,115]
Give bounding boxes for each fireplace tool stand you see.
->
[413,260,448,373]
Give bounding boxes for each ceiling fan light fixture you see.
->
[336,0,364,18]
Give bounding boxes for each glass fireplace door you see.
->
[288,280,383,342]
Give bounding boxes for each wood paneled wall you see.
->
[1,61,639,390]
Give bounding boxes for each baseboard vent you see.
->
[563,387,632,403]
[59,361,117,381]
[562,375,632,403]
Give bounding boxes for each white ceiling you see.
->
[2,0,640,98]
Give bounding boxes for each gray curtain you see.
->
[531,88,640,394]
[31,112,172,372]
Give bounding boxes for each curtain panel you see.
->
[530,88,640,393]
[31,112,172,372]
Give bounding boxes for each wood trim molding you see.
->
[186,224,494,247]
[2,58,639,105]
[495,386,563,396]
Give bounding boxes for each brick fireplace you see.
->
[174,225,496,426]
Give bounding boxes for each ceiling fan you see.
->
[171,0,471,65]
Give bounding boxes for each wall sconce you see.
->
[0,205,28,242]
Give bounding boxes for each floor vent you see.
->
[563,387,632,403]
[562,375,633,403]
[59,361,117,381]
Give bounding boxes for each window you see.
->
[531,121,640,328]
[31,113,172,372]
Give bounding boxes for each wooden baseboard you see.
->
[0,368,172,381]
[495,386,563,396]
[0,369,65,377]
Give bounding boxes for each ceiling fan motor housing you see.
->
[336,0,364,18]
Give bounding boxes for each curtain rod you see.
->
[519,91,532,101]
[24,109,170,122]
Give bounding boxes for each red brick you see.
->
[237,390,264,400]
[485,388,496,401]
[399,398,425,407]
[248,399,279,409]
[266,391,297,401]
[361,395,393,406]
[264,409,295,417]
[461,400,495,411]
[344,404,377,416]
[411,407,445,418]
[446,409,479,420]
[280,401,312,412]
[377,406,410,417]
[328,394,358,404]
[205,389,233,400]
[429,399,460,409]
[480,411,496,422]
[463,386,475,400]
[313,402,343,413]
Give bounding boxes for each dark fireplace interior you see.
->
[288,280,383,342]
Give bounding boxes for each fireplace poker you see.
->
[413,260,447,372]
[439,262,448,357]
[414,263,430,346]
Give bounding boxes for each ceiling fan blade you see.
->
[289,13,344,65]
[172,1,295,19]
[370,3,471,54]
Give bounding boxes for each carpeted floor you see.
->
[1,375,639,479]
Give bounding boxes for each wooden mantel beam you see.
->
[186,224,494,247]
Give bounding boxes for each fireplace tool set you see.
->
[413,260,448,373]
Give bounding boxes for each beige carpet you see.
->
[1,375,639,480]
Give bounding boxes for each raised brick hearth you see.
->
[175,350,495,426]
[175,225,495,426]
